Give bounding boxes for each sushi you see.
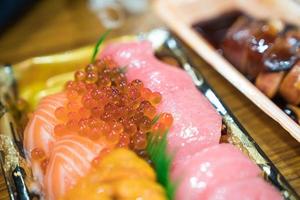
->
[61,149,166,200]
[100,41,222,162]
[171,144,280,200]
[23,38,282,200]
[99,41,283,200]
[24,50,173,199]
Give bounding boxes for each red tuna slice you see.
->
[44,135,104,200]
[171,144,261,200]
[24,92,67,158]
[100,41,222,161]
[207,177,282,200]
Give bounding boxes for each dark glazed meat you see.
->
[222,17,252,74]
[263,31,299,72]
[192,11,243,48]
[255,71,285,98]
[242,20,281,79]
[223,18,283,79]
[279,61,300,105]
[193,11,300,123]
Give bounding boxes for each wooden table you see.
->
[0,0,299,199]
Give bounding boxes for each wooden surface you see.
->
[0,0,300,199]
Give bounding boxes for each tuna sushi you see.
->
[100,41,222,162]
[100,41,282,200]
[171,144,271,200]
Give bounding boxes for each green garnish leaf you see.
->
[91,30,111,63]
[147,131,176,200]
[151,114,160,125]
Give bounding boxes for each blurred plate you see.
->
[154,0,300,142]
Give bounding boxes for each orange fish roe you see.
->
[31,147,46,161]
[31,147,49,174]
[151,113,174,138]
[41,158,49,174]
[50,56,174,153]
[158,113,174,128]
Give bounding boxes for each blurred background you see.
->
[0,0,160,63]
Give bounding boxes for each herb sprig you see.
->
[147,131,176,200]
[91,30,111,62]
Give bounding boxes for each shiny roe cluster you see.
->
[36,57,173,158]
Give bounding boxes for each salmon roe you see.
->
[31,147,46,161]
[51,57,173,153]
[30,147,49,174]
